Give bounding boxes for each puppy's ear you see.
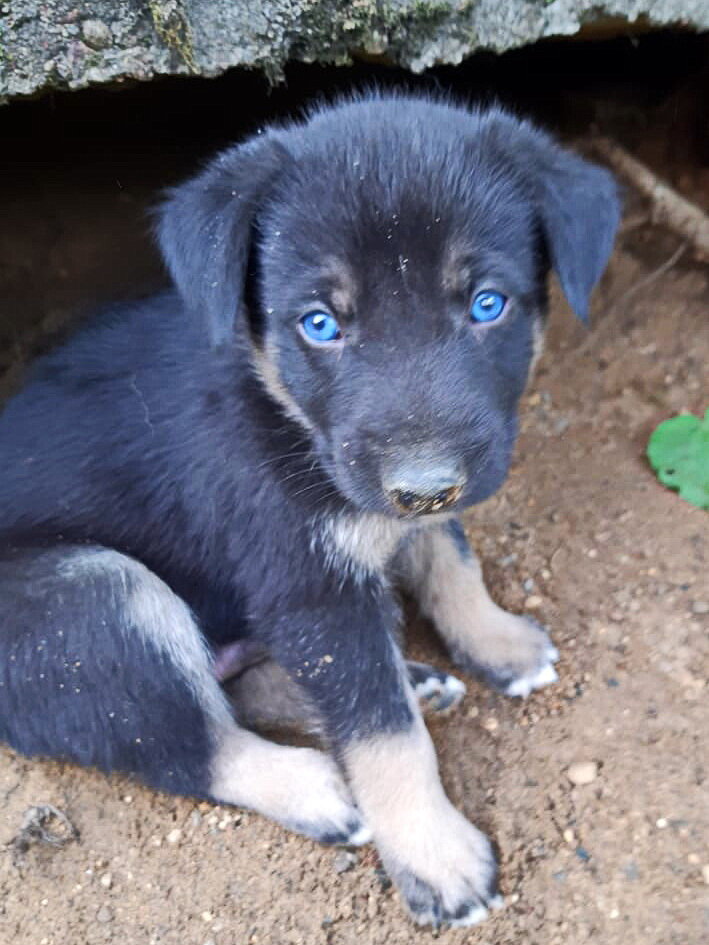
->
[536,144,621,322]
[156,134,289,345]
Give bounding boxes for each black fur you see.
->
[0,93,619,918]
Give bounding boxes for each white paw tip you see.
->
[505,661,559,698]
[444,675,467,696]
[414,674,466,703]
[547,645,560,662]
[451,904,489,927]
[347,824,373,846]
[489,894,505,911]
[414,677,441,699]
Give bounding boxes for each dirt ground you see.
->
[1,80,708,945]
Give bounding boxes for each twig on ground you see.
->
[592,137,709,262]
[613,242,688,307]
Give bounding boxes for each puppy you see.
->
[0,94,619,927]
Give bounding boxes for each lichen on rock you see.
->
[1,1,708,103]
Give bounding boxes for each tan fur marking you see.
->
[441,243,472,294]
[322,256,357,316]
[529,315,546,376]
[250,338,314,432]
[59,548,231,727]
[210,727,362,836]
[401,525,554,680]
[345,711,494,910]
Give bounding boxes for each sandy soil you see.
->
[1,134,708,945]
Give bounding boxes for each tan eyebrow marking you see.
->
[320,256,357,314]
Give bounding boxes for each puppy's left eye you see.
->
[470,290,508,323]
[299,311,342,344]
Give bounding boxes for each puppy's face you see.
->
[158,96,620,518]
[257,151,542,516]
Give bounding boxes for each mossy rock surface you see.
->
[2,1,709,103]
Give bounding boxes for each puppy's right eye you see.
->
[299,311,342,344]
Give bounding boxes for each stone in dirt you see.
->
[566,761,599,785]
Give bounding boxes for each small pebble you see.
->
[691,601,708,615]
[333,850,357,874]
[566,761,598,785]
[563,828,575,844]
[525,595,543,609]
[201,911,214,923]
[99,872,112,889]
[96,905,113,924]
[81,19,112,49]
[655,818,668,829]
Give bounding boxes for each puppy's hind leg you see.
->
[0,545,368,845]
[226,657,466,731]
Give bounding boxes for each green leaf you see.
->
[647,409,709,510]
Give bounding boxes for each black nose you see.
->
[383,462,465,516]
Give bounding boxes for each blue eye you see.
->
[470,290,508,323]
[299,311,342,344]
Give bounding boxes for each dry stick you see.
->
[568,241,688,361]
[612,241,688,308]
[593,137,709,262]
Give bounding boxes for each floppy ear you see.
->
[536,144,621,322]
[156,134,289,346]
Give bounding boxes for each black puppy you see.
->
[0,94,619,927]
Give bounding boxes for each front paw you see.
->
[407,660,466,713]
[381,810,502,927]
[451,613,559,698]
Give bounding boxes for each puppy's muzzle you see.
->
[383,460,465,517]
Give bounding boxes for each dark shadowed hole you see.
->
[0,29,707,391]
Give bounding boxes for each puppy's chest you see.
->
[314,511,438,582]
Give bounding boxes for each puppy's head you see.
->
[158,95,620,518]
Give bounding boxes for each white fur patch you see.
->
[315,512,415,581]
[449,903,489,928]
[413,673,466,711]
[504,658,559,698]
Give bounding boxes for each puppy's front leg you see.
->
[263,581,499,927]
[399,520,559,697]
